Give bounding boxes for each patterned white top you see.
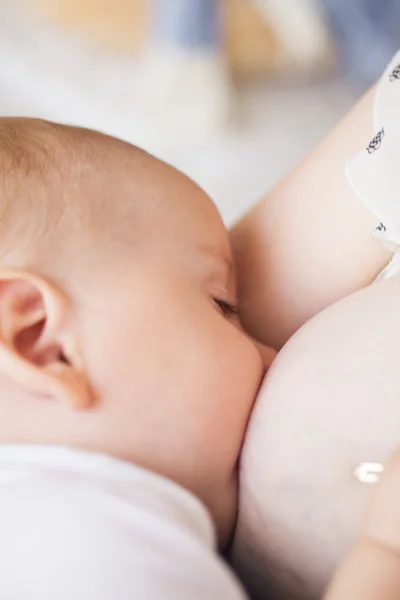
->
[347,50,400,281]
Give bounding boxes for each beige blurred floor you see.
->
[0,3,357,225]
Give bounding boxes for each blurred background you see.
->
[1,0,399,224]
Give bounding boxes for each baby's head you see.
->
[0,118,274,544]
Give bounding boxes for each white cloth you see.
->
[347,50,400,281]
[0,445,247,600]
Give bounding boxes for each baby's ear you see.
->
[0,270,92,410]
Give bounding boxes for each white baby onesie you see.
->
[0,445,247,600]
[347,50,400,281]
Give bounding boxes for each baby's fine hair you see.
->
[0,118,156,273]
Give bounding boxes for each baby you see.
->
[0,117,275,599]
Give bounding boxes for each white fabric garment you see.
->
[0,445,247,600]
[347,50,400,281]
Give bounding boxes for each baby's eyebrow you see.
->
[199,245,235,278]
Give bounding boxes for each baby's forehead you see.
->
[0,117,142,181]
[0,118,230,271]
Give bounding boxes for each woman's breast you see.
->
[232,275,400,600]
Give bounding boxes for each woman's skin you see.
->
[230,85,391,350]
[230,76,400,600]
[231,275,400,600]
[324,445,400,600]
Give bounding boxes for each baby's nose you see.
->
[254,341,277,371]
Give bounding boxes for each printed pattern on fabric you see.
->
[346,50,400,280]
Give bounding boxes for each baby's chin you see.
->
[232,276,400,599]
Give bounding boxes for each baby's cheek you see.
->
[194,330,262,467]
[221,333,263,424]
